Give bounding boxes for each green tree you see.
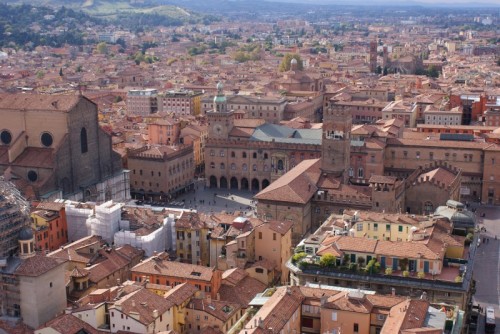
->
[36,70,45,79]
[279,53,303,72]
[96,42,108,55]
[319,254,336,267]
[292,252,307,264]
[427,66,439,78]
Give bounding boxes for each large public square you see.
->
[470,204,500,333]
[132,178,259,217]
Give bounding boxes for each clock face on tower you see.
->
[213,124,223,135]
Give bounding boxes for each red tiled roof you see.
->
[255,159,320,204]
[132,253,216,282]
[111,288,175,326]
[163,282,198,306]
[0,93,84,112]
[15,255,66,277]
[37,314,107,334]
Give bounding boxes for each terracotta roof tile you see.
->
[255,159,320,204]
[0,93,83,112]
[132,253,216,282]
[15,255,66,277]
[163,282,198,306]
[244,286,304,334]
[37,314,107,334]
[189,298,240,322]
[111,288,175,326]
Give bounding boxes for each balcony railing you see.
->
[287,260,472,293]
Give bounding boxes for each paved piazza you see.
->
[132,178,258,217]
[471,204,500,333]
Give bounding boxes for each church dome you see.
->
[18,227,33,241]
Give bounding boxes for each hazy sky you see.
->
[284,0,500,4]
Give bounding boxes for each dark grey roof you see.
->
[18,227,33,241]
[249,123,321,145]
[434,205,476,228]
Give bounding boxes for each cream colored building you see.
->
[254,220,293,284]
[15,255,67,329]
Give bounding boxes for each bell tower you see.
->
[369,38,377,73]
[321,101,351,183]
[207,82,234,139]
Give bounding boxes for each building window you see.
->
[210,150,215,156]
[358,168,364,178]
[374,223,378,231]
[416,151,420,159]
[258,232,262,239]
[331,311,337,321]
[0,129,12,145]
[277,159,284,170]
[429,152,434,160]
[242,164,248,171]
[220,163,225,170]
[220,150,225,157]
[424,201,433,215]
[41,132,53,147]
[398,225,403,232]
[273,233,276,241]
[264,153,268,159]
[354,323,359,333]
[386,224,390,232]
[242,152,247,158]
[348,167,354,177]
[80,127,88,153]
[231,151,235,158]
[356,224,363,231]
[49,282,53,288]
[253,152,257,159]
[231,163,236,170]
[27,170,38,182]
[403,151,408,158]
[253,164,257,171]
[210,162,215,169]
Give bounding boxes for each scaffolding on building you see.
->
[0,177,30,260]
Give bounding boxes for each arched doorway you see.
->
[251,178,260,192]
[262,179,270,189]
[277,159,284,171]
[230,177,238,189]
[241,178,249,190]
[220,176,228,189]
[209,176,217,188]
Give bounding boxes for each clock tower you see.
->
[207,82,234,139]
[321,102,351,184]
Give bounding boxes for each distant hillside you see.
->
[0,0,220,25]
